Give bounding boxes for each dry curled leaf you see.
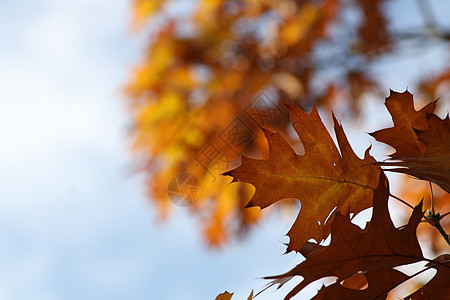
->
[370,90,437,156]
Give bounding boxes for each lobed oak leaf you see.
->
[313,268,409,300]
[407,254,450,300]
[384,114,450,192]
[223,104,380,252]
[266,173,426,300]
[129,0,448,249]
[371,90,450,192]
[132,0,165,28]
[370,90,437,157]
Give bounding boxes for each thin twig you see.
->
[429,181,435,215]
[440,210,450,219]
[425,212,450,246]
[389,193,415,209]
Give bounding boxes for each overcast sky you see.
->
[0,1,449,300]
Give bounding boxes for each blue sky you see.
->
[0,1,298,299]
[0,1,449,300]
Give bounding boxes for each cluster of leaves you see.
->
[127,0,450,247]
[218,90,449,299]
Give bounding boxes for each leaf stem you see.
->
[429,181,435,215]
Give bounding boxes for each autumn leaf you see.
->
[354,0,390,54]
[313,268,409,300]
[407,254,450,300]
[371,90,450,192]
[215,291,233,300]
[215,290,253,300]
[419,67,450,100]
[132,0,165,28]
[370,90,437,156]
[224,104,380,251]
[411,114,450,192]
[265,172,428,300]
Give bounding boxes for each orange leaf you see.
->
[215,291,233,300]
[266,173,426,299]
[371,90,450,192]
[224,104,380,251]
[370,90,437,156]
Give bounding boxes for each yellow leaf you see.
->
[281,5,318,45]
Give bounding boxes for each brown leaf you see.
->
[371,91,450,192]
[370,90,437,157]
[355,0,390,55]
[314,268,409,300]
[266,172,426,300]
[392,114,450,192]
[215,290,254,300]
[224,104,380,251]
[407,254,450,300]
[215,291,233,300]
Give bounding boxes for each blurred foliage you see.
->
[126,0,450,248]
